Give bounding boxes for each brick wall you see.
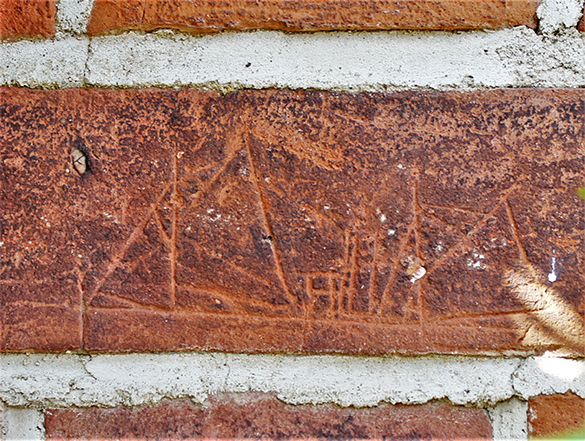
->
[1,0,584,439]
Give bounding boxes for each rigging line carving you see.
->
[183,130,247,215]
[152,209,173,244]
[348,233,359,313]
[85,182,174,305]
[373,170,420,314]
[368,229,381,313]
[425,183,520,277]
[244,134,299,309]
[411,173,427,325]
[170,138,179,308]
[505,199,536,276]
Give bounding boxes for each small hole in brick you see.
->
[71,147,87,175]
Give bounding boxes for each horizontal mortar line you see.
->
[1,27,585,89]
[0,352,583,409]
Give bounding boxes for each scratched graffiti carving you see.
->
[1,89,583,353]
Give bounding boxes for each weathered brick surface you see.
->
[0,0,56,40]
[45,393,493,439]
[1,87,584,354]
[528,392,585,438]
[87,0,539,35]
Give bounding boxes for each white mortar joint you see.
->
[537,0,585,33]
[1,353,583,409]
[56,0,95,35]
[2,27,585,91]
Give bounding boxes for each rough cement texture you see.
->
[537,0,584,33]
[0,38,88,88]
[56,0,96,34]
[0,354,521,408]
[0,26,583,90]
[85,27,585,90]
[0,407,44,441]
[514,355,585,398]
[2,354,583,409]
[0,0,582,89]
[488,397,528,441]
[5,353,582,440]
[85,29,518,90]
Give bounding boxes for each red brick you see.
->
[579,8,585,32]
[45,393,493,439]
[528,392,585,438]
[87,0,539,35]
[0,0,56,40]
[1,87,584,355]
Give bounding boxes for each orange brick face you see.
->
[0,0,56,40]
[87,0,539,35]
[529,392,585,438]
[45,393,493,439]
[1,87,584,355]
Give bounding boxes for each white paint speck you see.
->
[410,266,426,283]
[379,213,387,223]
[466,250,486,270]
[547,257,558,283]
[387,229,396,236]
